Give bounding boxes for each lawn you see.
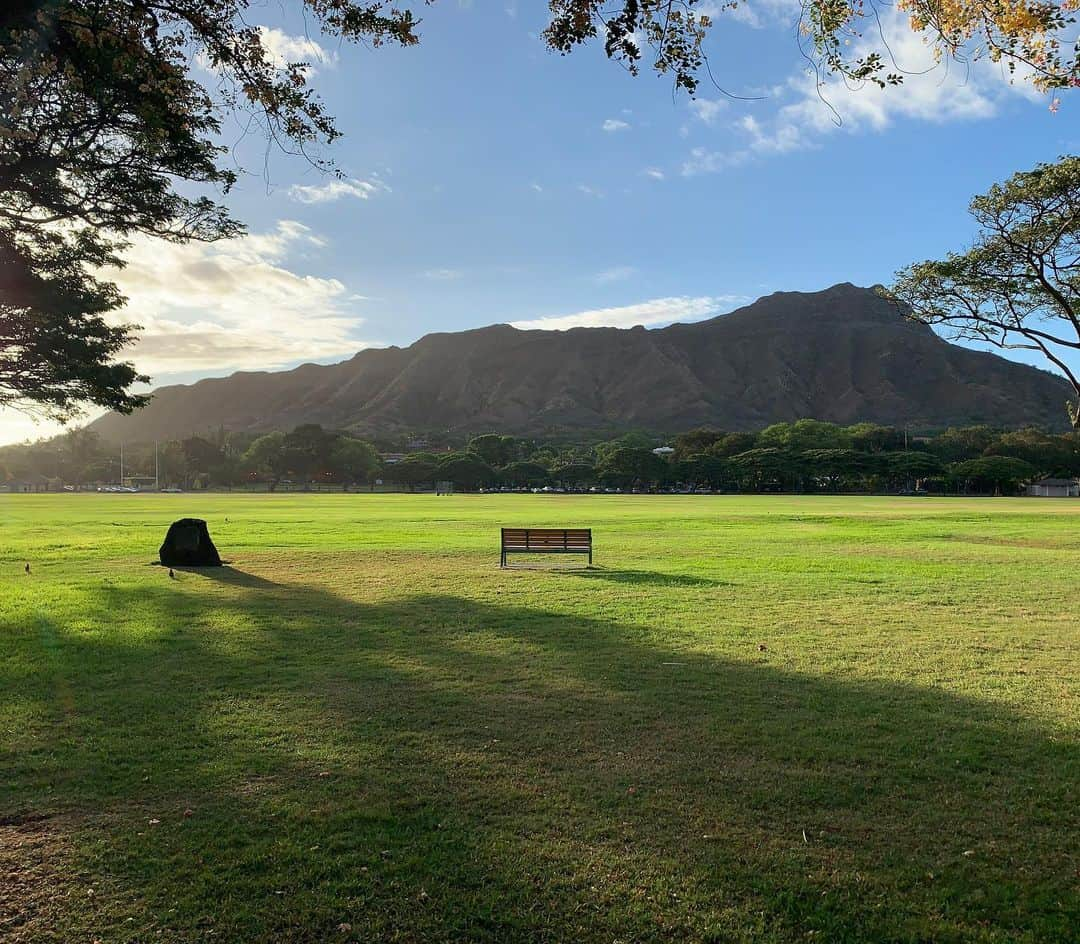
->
[1,494,1077,943]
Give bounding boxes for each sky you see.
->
[3,1,1078,445]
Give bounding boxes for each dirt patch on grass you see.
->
[939,534,1079,551]
[0,814,77,943]
[0,812,144,943]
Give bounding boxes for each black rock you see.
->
[159,518,222,567]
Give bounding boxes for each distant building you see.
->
[652,446,675,457]
[1027,478,1080,498]
[122,475,158,490]
[2,475,56,493]
[380,453,406,465]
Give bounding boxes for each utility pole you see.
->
[155,441,159,491]
[120,442,124,485]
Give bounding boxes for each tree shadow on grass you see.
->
[1,577,1077,943]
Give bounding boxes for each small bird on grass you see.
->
[24,563,30,575]
[168,568,176,579]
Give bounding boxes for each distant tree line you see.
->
[5,419,1080,496]
[0,424,379,492]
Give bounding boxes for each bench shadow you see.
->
[565,567,726,587]
[501,561,594,572]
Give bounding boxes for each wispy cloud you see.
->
[288,176,389,204]
[593,266,636,285]
[643,167,666,181]
[681,147,749,176]
[715,0,802,30]
[422,268,464,281]
[511,295,746,331]
[602,118,631,132]
[577,184,604,198]
[688,97,726,125]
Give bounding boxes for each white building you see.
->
[1026,478,1080,497]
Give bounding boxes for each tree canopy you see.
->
[951,456,1037,493]
[889,156,1080,429]
[549,1,1080,94]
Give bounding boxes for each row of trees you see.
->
[3,419,1077,494]
[673,420,1080,471]
[397,444,1037,495]
[0,424,379,490]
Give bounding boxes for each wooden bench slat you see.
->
[501,527,592,566]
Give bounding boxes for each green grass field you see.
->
[1,494,1077,943]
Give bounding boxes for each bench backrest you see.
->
[501,528,591,550]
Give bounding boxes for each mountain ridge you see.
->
[89,283,1072,441]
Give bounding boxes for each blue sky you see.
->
[2,1,1077,444]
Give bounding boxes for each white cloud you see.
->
[683,8,1040,175]
[593,266,636,284]
[772,21,1012,138]
[715,0,802,29]
[105,221,375,378]
[258,27,336,73]
[577,184,604,198]
[737,114,806,154]
[602,118,631,132]
[681,146,750,176]
[0,230,366,439]
[288,176,389,204]
[726,3,762,28]
[529,182,544,193]
[422,268,463,281]
[511,295,747,331]
[688,97,727,125]
[644,167,665,180]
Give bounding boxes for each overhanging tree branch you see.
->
[886,156,1080,429]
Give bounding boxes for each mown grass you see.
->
[0,494,1077,943]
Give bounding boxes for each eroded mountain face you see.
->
[90,284,1071,441]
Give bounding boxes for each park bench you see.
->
[500,528,592,567]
